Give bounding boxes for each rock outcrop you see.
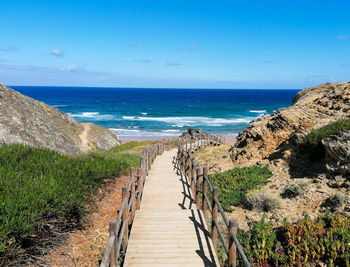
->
[181,128,209,139]
[0,83,121,155]
[230,82,350,166]
[322,130,350,177]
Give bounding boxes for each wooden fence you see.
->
[175,139,251,267]
[100,138,177,267]
[100,134,227,267]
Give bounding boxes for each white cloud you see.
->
[262,60,276,64]
[61,62,86,72]
[337,35,349,40]
[134,59,151,63]
[0,46,18,52]
[166,61,182,66]
[188,44,197,51]
[51,49,65,58]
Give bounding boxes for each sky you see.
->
[0,0,349,89]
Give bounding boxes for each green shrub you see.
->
[209,166,272,211]
[0,143,140,261]
[244,190,280,211]
[304,118,350,159]
[237,214,350,267]
[281,184,305,199]
[324,194,348,211]
[109,140,156,153]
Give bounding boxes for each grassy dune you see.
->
[0,142,152,262]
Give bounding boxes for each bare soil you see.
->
[45,175,130,266]
[194,145,350,230]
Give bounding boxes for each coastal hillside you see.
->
[194,81,350,226]
[192,82,350,265]
[0,83,121,155]
[230,82,350,167]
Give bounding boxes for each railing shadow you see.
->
[173,156,194,210]
[189,209,217,267]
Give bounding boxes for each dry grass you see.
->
[46,176,130,266]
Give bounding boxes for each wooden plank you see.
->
[124,149,219,267]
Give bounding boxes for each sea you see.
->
[12,86,300,141]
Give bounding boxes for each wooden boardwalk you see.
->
[124,149,219,267]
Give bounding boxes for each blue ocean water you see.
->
[12,86,300,140]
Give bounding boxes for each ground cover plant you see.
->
[237,214,350,267]
[304,118,350,159]
[208,166,272,211]
[0,142,149,264]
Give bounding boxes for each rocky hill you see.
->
[230,82,350,168]
[0,83,121,155]
[192,82,350,229]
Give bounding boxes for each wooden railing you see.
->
[100,138,177,267]
[178,133,225,152]
[175,140,251,267]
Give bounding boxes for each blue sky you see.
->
[0,0,349,88]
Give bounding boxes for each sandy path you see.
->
[79,123,91,153]
[46,176,130,266]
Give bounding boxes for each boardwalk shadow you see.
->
[173,158,195,210]
[189,209,217,267]
[172,155,217,266]
[178,171,194,209]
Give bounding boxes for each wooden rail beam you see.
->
[191,158,196,196]
[130,167,136,221]
[195,167,201,207]
[202,167,209,214]
[229,219,238,267]
[211,186,219,250]
[122,186,129,251]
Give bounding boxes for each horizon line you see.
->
[7,84,301,90]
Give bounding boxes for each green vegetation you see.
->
[208,166,272,211]
[281,183,305,199]
[304,118,350,159]
[324,194,348,211]
[109,140,156,153]
[244,190,280,211]
[0,142,149,261]
[238,214,350,266]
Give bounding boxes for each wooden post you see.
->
[147,148,151,170]
[136,168,142,210]
[130,167,136,220]
[211,186,218,250]
[195,167,201,207]
[188,156,193,183]
[144,149,148,175]
[180,152,185,174]
[191,158,196,196]
[122,186,129,251]
[229,219,238,267]
[185,153,189,181]
[202,167,208,214]
[109,220,117,267]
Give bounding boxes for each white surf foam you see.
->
[125,116,254,126]
[110,128,182,140]
[161,129,182,133]
[122,116,136,119]
[70,112,114,120]
[110,128,141,133]
[249,110,267,113]
[52,104,68,108]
